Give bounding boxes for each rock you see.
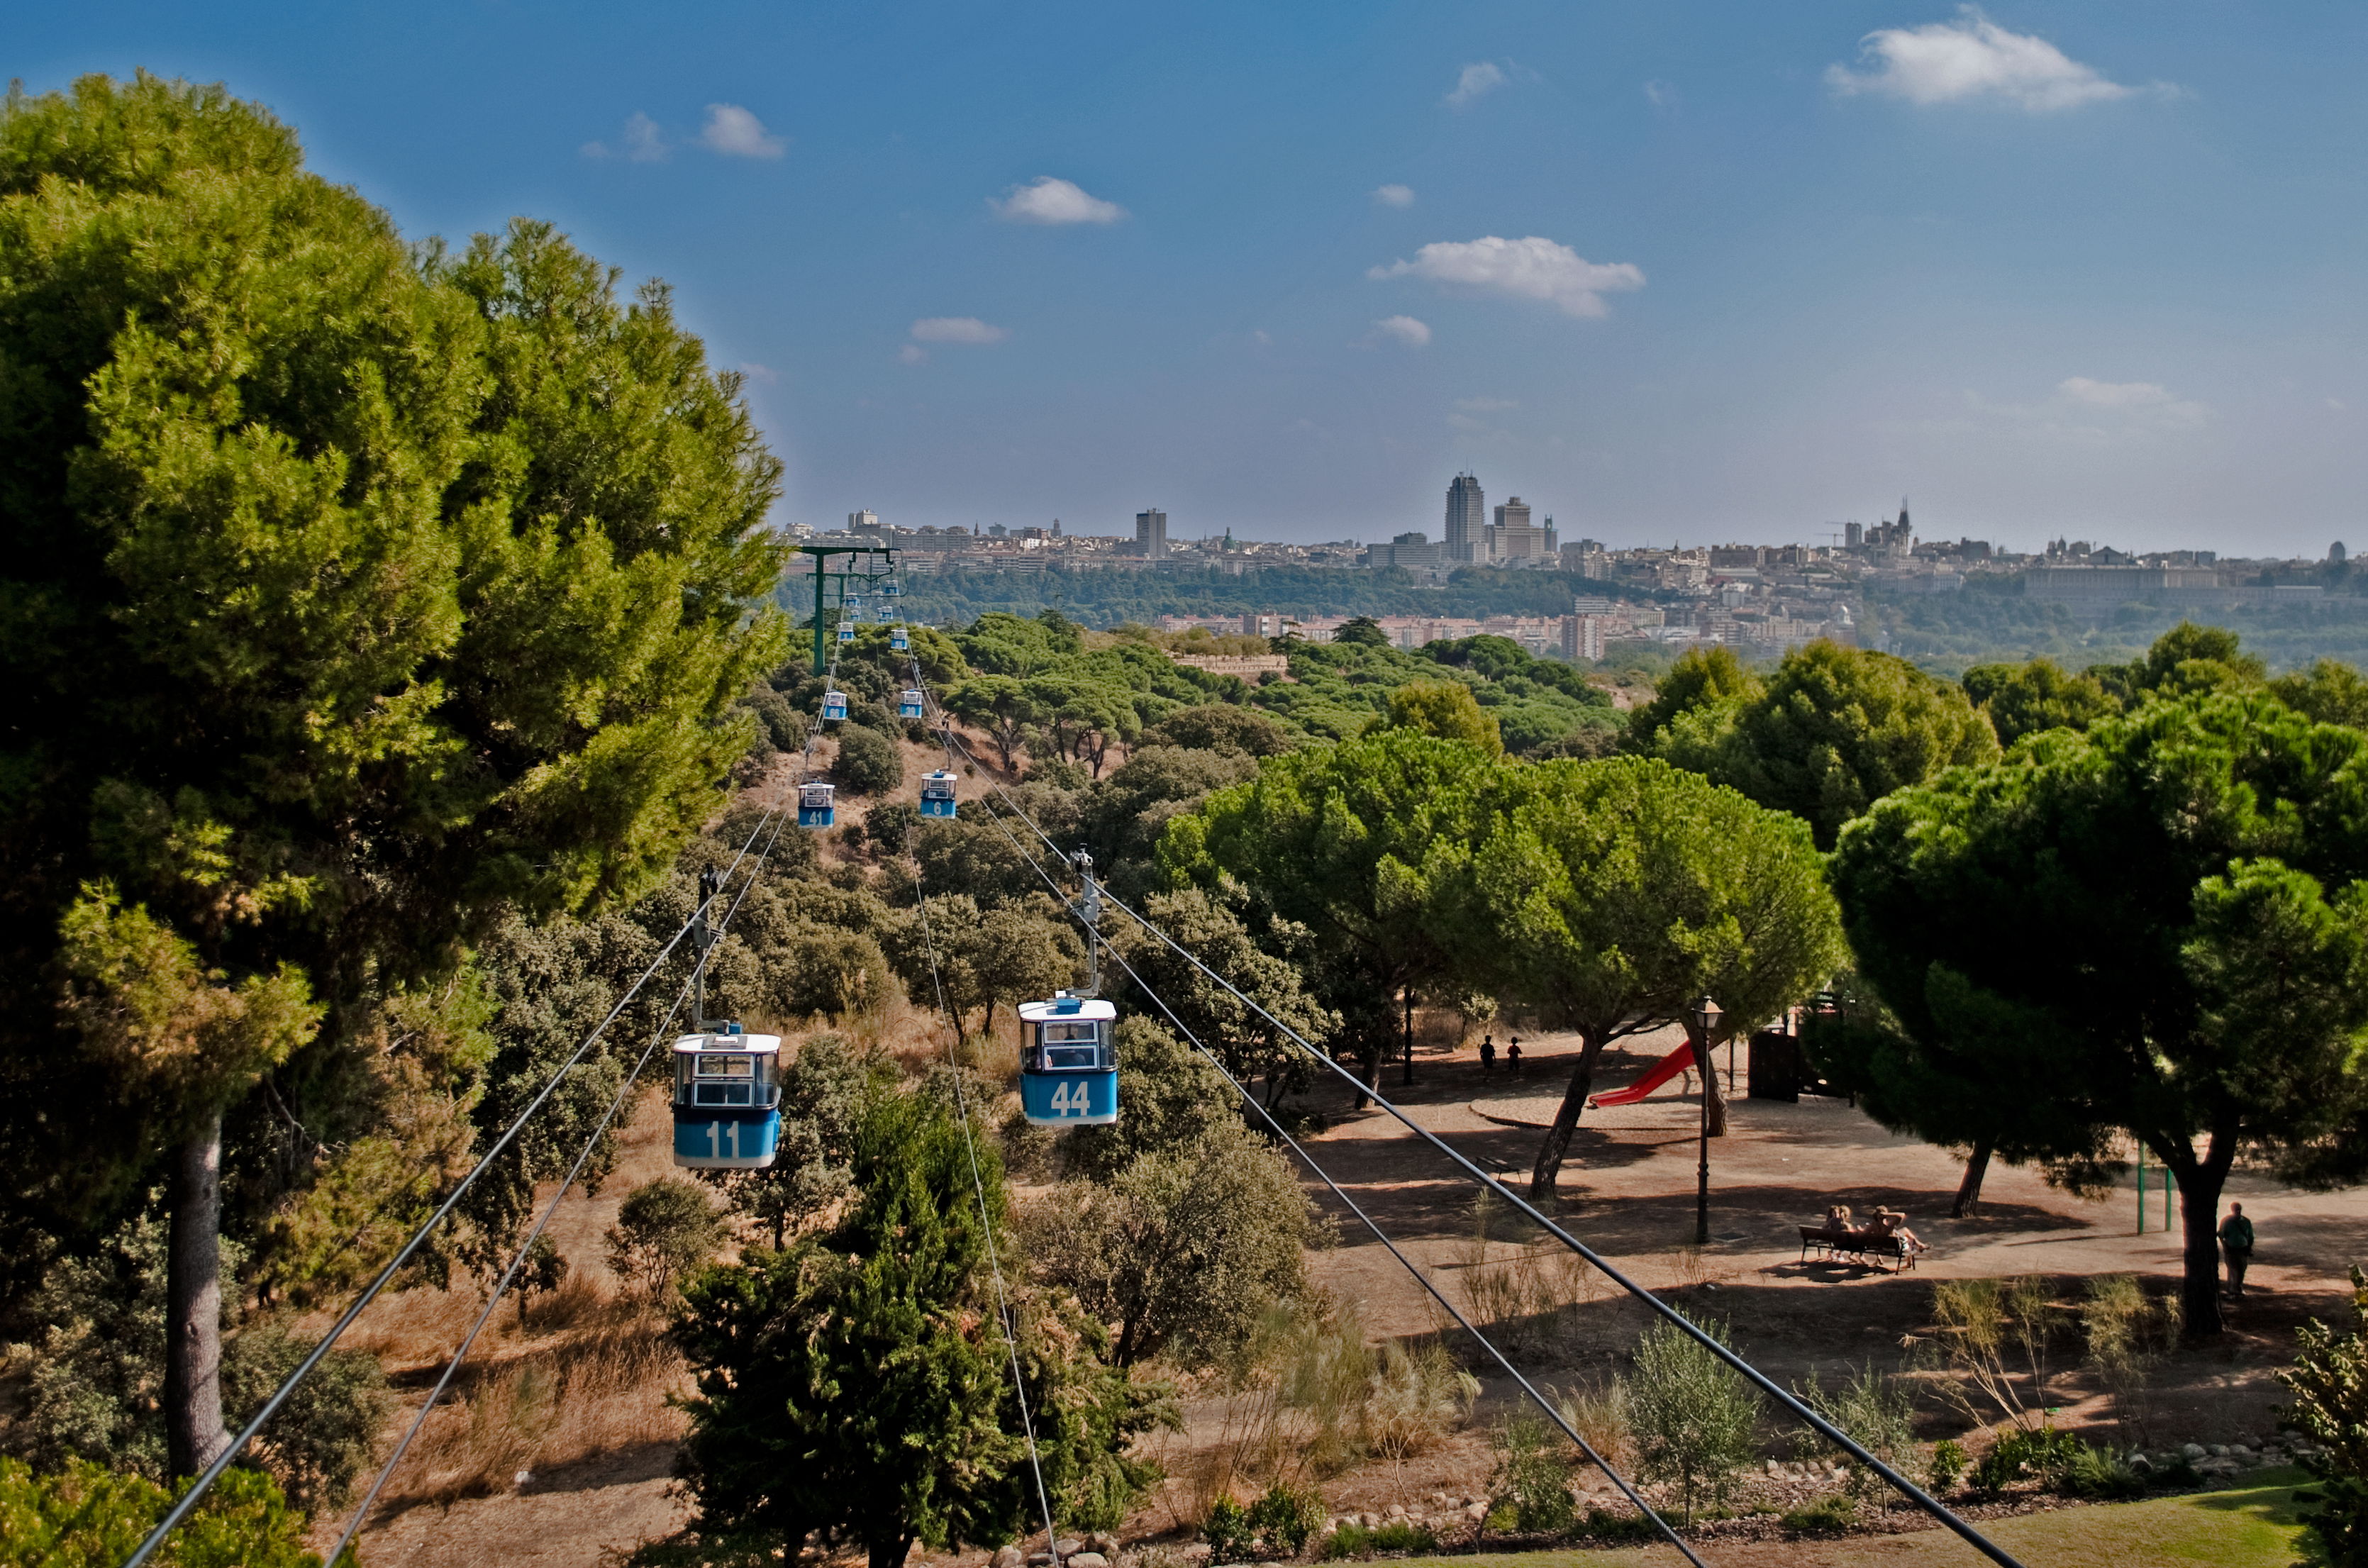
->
[2182,1442,2207,1459]
[2130,1455,2155,1477]
[1090,1535,1121,1557]
[2208,1445,2230,1459]
[996,1550,1025,1568]
[1384,1504,1406,1520]
[1055,1541,1082,1559]
[1027,1556,1051,1567]
[1067,1555,1109,1568]
[1464,1503,1487,1523]
[1179,1548,1211,1564]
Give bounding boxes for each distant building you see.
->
[1445,473,1486,564]
[1367,530,1443,570]
[2334,542,2350,565]
[1844,521,1864,549]
[1488,496,1554,564]
[1562,539,1608,577]
[1135,508,1169,559]
[849,508,879,533]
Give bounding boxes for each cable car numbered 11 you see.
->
[671,1028,784,1169]
[1018,995,1118,1125]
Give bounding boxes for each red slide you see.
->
[1587,1042,1696,1108]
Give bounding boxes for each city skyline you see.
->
[12,3,2367,555]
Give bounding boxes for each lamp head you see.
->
[1691,995,1723,1039]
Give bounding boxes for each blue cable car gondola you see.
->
[899,688,925,719]
[835,616,855,643]
[889,625,910,651]
[671,1026,784,1169]
[844,591,863,611]
[881,578,901,599]
[919,769,958,818]
[822,689,848,722]
[798,779,836,828]
[1018,996,1118,1125]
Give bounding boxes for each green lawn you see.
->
[1390,1472,2319,1568]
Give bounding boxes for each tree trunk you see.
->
[1401,989,1414,1087]
[1704,1042,1728,1138]
[165,1113,232,1478]
[1528,1035,1609,1199]
[1951,1140,1994,1218]
[2174,1140,2235,1337]
[869,1533,917,1568]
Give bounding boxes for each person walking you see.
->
[1506,1038,1523,1077]
[2219,1201,2256,1298]
[1479,1034,1497,1074]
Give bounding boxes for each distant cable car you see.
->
[844,592,863,611]
[835,616,855,643]
[798,779,837,828]
[919,769,958,818]
[876,604,894,623]
[899,689,925,718]
[889,624,911,651]
[1018,996,1118,1125]
[671,1027,784,1169]
[822,689,848,721]
[881,578,901,599]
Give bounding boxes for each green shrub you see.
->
[2279,1264,2368,1567]
[834,725,904,796]
[1928,1438,1967,1494]
[2062,1444,2147,1500]
[1628,1315,1763,1524]
[1794,1363,1913,1503]
[605,1177,726,1296]
[1247,1481,1325,1557]
[0,1456,337,1568]
[1973,1425,2086,1491]
[1203,1497,1255,1563]
[1781,1492,1858,1533]
[1489,1407,1577,1533]
[1319,1520,1436,1558]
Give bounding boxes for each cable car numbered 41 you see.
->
[1018,995,1118,1125]
[671,1028,784,1169]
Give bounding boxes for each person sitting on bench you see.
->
[1868,1207,1926,1255]
[1823,1204,1855,1235]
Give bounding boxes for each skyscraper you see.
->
[1445,473,1484,564]
[1135,508,1169,558]
[1489,496,1551,563]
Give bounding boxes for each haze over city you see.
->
[14,2,2364,555]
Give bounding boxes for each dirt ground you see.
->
[342,1022,2368,1568]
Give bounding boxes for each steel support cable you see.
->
[907,853,1067,1568]
[1080,925,1706,1567]
[325,804,791,1563]
[1081,880,2025,1568]
[122,794,795,1568]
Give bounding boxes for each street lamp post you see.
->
[1692,995,1723,1246]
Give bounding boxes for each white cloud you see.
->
[736,362,778,385]
[1369,235,1645,318]
[1643,79,1677,109]
[1445,62,1507,109]
[910,316,1008,345]
[583,111,668,162]
[1373,183,1416,208]
[1372,316,1432,347]
[990,176,1126,225]
[700,104,786,158]
[1826,8,2150,112]
[2057,377,2208,426]
[899,345,929,366]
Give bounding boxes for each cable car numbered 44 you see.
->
[1018,995,1118,1125]
[672,1028,784,1169]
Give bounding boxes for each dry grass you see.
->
[1454,1191,1606,1360]
[373,1288,687,1508]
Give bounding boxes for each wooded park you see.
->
[3,73,2367,1568]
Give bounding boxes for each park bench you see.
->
[1797,1226,1918,1272]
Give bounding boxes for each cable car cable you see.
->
[1081,927,1706,1567]
[908,860,1067,1568]
[326,806,792,1564]
[120,794,795,1568]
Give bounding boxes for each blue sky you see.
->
[12,3,2367,553]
